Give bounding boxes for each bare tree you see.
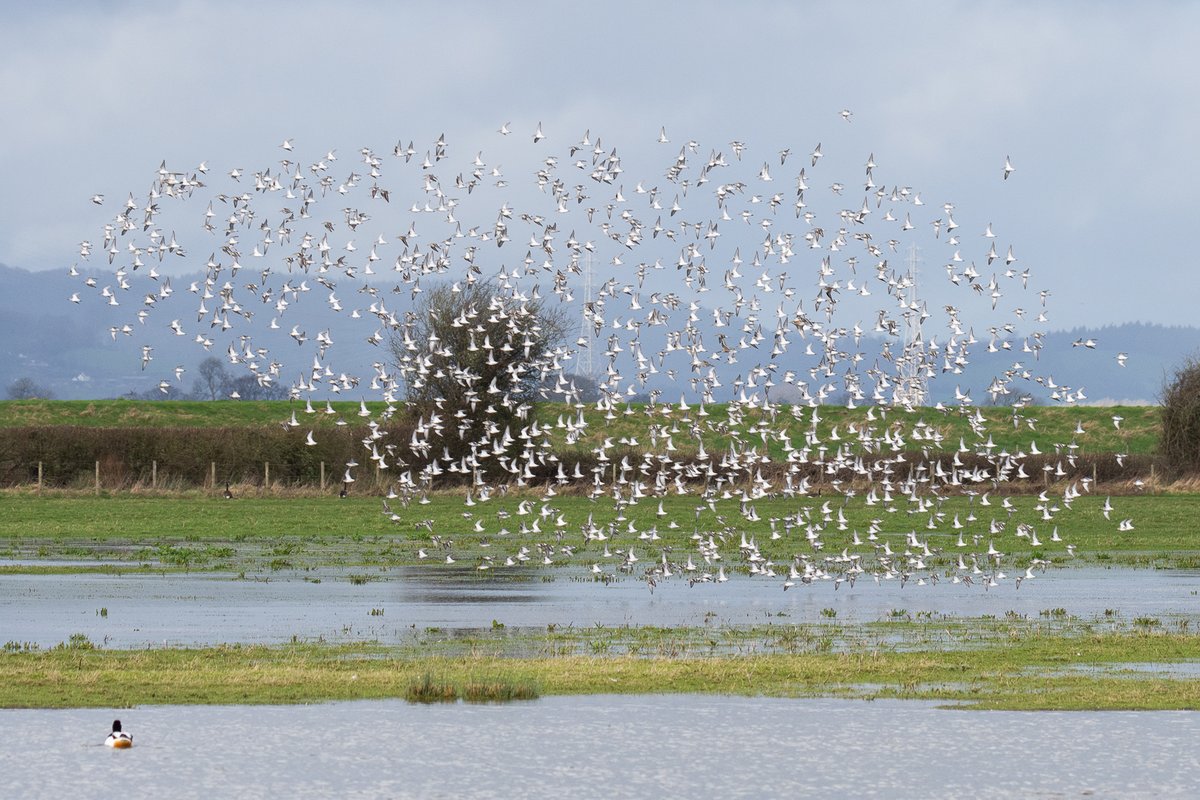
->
[389,281,569,462]
[228,374,288,401]
[6,377,54,400]
[192,357,231,400]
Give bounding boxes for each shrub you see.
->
[1159,354,1200,474]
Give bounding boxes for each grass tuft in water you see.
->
[55,633,95,651]
[406,674,458,703]
[406,673,539,704]
[461,681,539,703]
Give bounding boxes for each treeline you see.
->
[121,357,288,401]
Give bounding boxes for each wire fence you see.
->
[0,424,408,493]
[5,459,402,494]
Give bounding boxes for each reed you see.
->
[406,673,540,703]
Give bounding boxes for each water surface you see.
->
[2,566,1197,648]
[2,696,1195,799]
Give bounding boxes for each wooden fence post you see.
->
[264,461,270,488]
[152,460,158,489]
[320,461,326,491]
[210,462,216,489]
[37,461,43,493]
[95,460,100,495]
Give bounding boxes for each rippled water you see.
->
[1,565,1197,648]
[2,696,1196,799]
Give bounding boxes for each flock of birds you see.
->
[70,114,1135,592]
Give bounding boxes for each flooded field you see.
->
[3,695,1196,798]
[2,564,1197,649]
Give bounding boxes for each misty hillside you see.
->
[1,263,1194,404]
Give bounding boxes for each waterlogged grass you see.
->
[1,628,1197,710]
[0,564,170,576]
[0,495,386,570]
[0,491,1198,571]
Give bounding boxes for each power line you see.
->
[573,251,595,380]
[894,243,928,407]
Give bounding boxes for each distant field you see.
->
[0,399,1163,456]
[0,399,390,428]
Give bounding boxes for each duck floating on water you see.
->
[104,719,132,749]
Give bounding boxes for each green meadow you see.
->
[0,398,1162,455]
[0,491,1197,571]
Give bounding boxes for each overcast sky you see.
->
[2,0,1198,332]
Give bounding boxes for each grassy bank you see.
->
[0,398,1162,455]
[1,492,1197,571]
[2,629,1197,710]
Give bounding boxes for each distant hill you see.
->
[0,263,122,397]
[1,262,1195,404]
[1028,323,1198,405]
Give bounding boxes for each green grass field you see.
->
[0,398,1163,455]
[1,491,1196,571]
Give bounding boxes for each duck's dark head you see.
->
[112,720,122,732]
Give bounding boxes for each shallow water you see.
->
[2,565,1198,648]
[2,696,1196,799]
[1041,660,1200,678]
